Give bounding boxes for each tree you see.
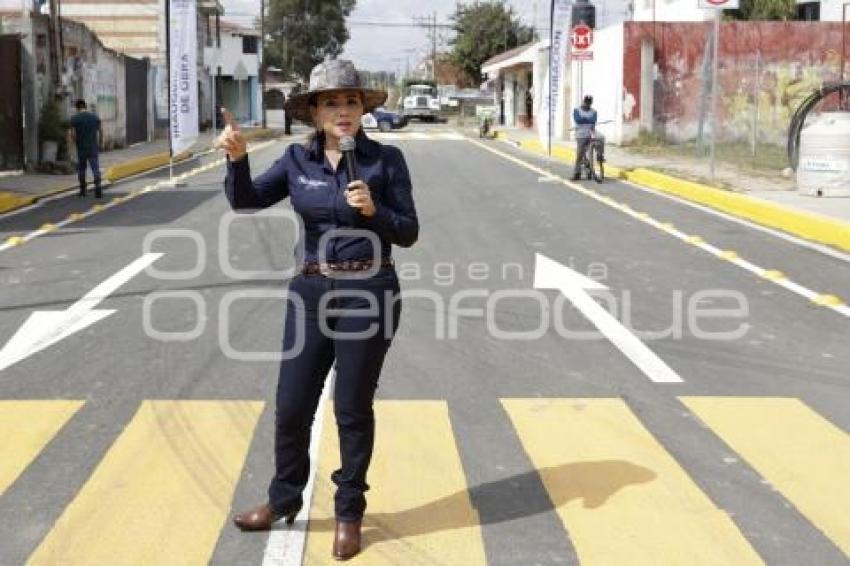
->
[265,0,356,81]
[435,54,476,88]
[726,0,796,20]
[448,1,535,86]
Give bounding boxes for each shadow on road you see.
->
[304,460,656,542]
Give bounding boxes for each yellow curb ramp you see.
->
[103,150,192,183]
[502,135,628,180]
[625,168,850,252]
[500,133,850,252]
[0,192,36,215]
[102,130,279,183]
[242,128,281,142]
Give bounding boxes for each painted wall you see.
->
[0,13,141,164]
[622,21,847,144]
[803,0,846,22]
[631,0,846,23]
[60,18,128,150]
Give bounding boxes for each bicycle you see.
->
[568,120,611,183]
[576,131,606,183]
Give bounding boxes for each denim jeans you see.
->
[77,152,101,191]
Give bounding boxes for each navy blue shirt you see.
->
[224,130,418,264]
[69,111,101,157]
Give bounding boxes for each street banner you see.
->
[168,0,198,156]
[540,0,571,154]
[698,0,739,9]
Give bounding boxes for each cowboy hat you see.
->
[285,59,388,124]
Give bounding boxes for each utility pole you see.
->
[431,11,437,82]
[412,13,438,81]
[709,9,720,182]
[48,0,60,87]
[260,0,266,128]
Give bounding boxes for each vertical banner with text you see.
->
[540,0,571,154]
[169,0,198,156]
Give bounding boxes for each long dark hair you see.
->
[303,93,321,149]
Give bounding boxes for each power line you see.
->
[347,19,453,29]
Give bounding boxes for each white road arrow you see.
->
[533,252,684,383]
[0,253,163,372]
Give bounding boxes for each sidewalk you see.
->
[0,127,283,215]
[489,126,850,252]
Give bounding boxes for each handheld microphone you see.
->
[339,135,358,185]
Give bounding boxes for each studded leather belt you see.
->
[301,257,395,276]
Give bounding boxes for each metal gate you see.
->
[0,35,24,170]
[125,56,148,146]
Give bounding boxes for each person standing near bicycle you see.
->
[571,95,603,180]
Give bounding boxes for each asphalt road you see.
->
[1,124,848,566]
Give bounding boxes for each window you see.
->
[796,2,820,21]
[242,36,258,54]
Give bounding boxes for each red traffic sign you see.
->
[571,23,593,51]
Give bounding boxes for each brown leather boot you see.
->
[332,519,362,561]
[233,503,298,531]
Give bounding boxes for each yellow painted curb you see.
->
[625,168,850,252]
[506,137,628,179]
[812,294,846,307]
[5,236,24,246]
[0,192,35,215]
[104,150,192,183]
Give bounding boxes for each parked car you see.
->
[361,107,409,132]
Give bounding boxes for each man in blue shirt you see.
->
[68,99,103,198]
[572,94,597,180]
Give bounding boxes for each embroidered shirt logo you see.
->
[298,175,328,188]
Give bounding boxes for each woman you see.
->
[218,59,419,561]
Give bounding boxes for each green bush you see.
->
[38,96,65,144]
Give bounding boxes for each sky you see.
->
[220,0,545,73]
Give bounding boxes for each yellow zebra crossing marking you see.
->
[682,397,850,557]
[5,397,848,563]
[502,398,763,565]
[27,401,263,566]
[0,401,84,496]
[304,401,486,565]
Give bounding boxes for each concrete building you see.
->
[0,11,153,168]
[204,19,261,126]
[60,0,221,130]
[481,43,536,129]
[484,1,849,147]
